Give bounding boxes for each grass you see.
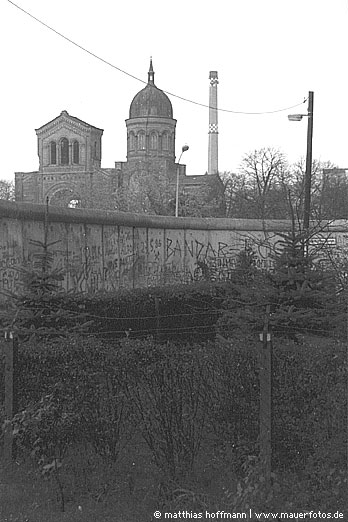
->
[0,431,242,522]
[1,460,347,522]
[0,444,238,522]
[0,453,156,522]
[1,436,347,522]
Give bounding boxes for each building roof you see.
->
[35,110,104,134]
[182,173,220,185]
[129,59,173,119]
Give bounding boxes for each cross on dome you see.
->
[148,57,155,85]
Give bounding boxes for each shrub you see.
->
[3,331,345,513]
[118,338,213,482]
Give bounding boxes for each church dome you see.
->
[129,60,173,119]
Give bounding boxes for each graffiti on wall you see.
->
[0,203,348,300]
[0,245,21,294]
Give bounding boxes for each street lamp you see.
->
[175,144,189,217]
[288,91,314,231]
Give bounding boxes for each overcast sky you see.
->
[1,0,348,182]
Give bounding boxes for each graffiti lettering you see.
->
[166,238,182,259]
[1,206,345,301]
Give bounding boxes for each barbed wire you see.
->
[2,299,345,324]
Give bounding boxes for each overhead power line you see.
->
[8,0,306,115]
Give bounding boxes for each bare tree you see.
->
[112,164,175,215]
[238,147,288,219]
[218,154,344,222]
[219,171,251,218]
[288,159,338,220]
[0,180,15,201]
[320,168,348,219]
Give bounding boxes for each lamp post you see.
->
[288,91,314,231]
[175,144,189,217]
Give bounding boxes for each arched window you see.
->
[150,132,157,150]
[138,132,145,150]
[129,132,135,150]
[162,133,168,151]
[73,140,79,164]
[60,138,69,165]
[50,141,57,164]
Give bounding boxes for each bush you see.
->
[117,338,214,481]
[13,336,135,459]
[2,331,345,514]
[207,336,260,472]
[272,336,347,470]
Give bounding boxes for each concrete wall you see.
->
[1,200,347,300]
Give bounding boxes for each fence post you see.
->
[259,304,272,490]
[3,331,18,466]
[154,297,160,342]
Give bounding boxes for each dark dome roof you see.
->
[129,85,173,119]
[129,60,173,119]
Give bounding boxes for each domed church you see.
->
[126,60,176,174]
[15,60,213,211]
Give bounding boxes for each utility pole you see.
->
[288,91,314,233]
[303,91,314,231]
[175,145,189,217]
[259,304,272,489]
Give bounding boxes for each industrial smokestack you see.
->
[208,71,219,175]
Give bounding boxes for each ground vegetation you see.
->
[0,204,347,521]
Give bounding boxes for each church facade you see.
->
[15,60,216,211]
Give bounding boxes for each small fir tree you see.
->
[268,228,338,339]
[216,245,272,338]
[217,228,340,341]
[0,209,91,339]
